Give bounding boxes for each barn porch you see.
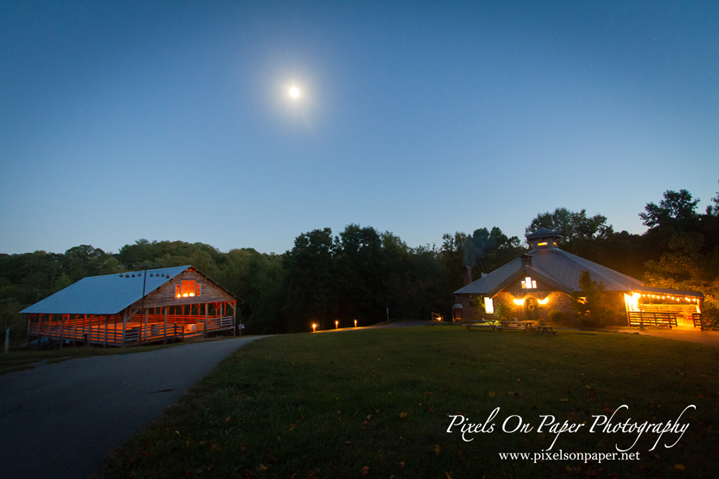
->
[22,265,242,348]
[26,302,237,347]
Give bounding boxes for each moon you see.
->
[289,86,300,99]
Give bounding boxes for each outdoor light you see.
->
[335,320,339,329]
[354,319,357,327]
[513,298,525,305]
[538,298,549,305]
[312,323,317,332]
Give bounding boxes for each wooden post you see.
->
[204,303,208,338]
[164,306,168,344]
[72,314,78,347]
[122,310,127,348]
[59,314,66,349]
[26,314,32,345]
[233,301,237,337]
[103,315,108,348]
[143,309,148,345]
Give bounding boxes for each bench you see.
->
[693,313,716,331]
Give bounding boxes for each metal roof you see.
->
[21,265,191,315]
[526,228,562,240]
[453,247,701,298]
[630,286,704,298]
[454,258,524,295]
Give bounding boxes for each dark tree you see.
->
[282,228,337,332]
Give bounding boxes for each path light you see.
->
[335,320,339,329]
[312,323,317,333]
[354,319,357,328]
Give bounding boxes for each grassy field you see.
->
[100,326,719,479]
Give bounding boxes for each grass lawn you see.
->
[0,335,238,375]
[100,326,719,479]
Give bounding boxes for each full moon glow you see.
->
[289,86,300,98]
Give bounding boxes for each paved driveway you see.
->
[0,336,266,479]
[619,328,719,348]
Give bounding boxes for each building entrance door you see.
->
[525,297,540,321]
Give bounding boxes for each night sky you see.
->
[1,1,717,255]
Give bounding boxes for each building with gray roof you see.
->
[452,230,704,329]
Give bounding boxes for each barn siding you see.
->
[129,270,235,310]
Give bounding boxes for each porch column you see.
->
[59,314,66,349]
[204,303,208,338]
[194,304,198,336]
[121,310,127,348]
[232,301,237,337]
[26,314,32,345]
[164,306,167,344]
[143,310,148,345]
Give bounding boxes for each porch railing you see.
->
[627,311,677,328]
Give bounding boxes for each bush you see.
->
[548,310,566,324]
[493,302,515,321]
[571,271,625,328]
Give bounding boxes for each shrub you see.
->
[548,310,566,324]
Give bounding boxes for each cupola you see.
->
[526,228,562,250]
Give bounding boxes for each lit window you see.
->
[537,242,547,246]
[521,277,537,289]
[484,297,494,314]
[176,280,199,298]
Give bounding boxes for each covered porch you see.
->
[624,288,703,329]
[27,301,237,348]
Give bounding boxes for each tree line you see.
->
[2,185,718,340]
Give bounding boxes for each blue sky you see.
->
[1,1,717,255]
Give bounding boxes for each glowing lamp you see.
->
[538,297,549,305]
[513,298,525,305]
[312,323,317,332]
[354,319,357,327]
[183,293,188,297]
[335,320,339,329]
[189,293,195,297]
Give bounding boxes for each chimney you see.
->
[462,265,472,286]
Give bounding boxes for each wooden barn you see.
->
[453,229,705,329]
[21,265,242,347]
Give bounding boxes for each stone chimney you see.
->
[462,265,472,286]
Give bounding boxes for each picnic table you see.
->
[462,319,556,334]
[495,320,535,331]
[463,319,498,331]
[533,320,557,335]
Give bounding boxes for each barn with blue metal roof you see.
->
[22,266,242,347]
